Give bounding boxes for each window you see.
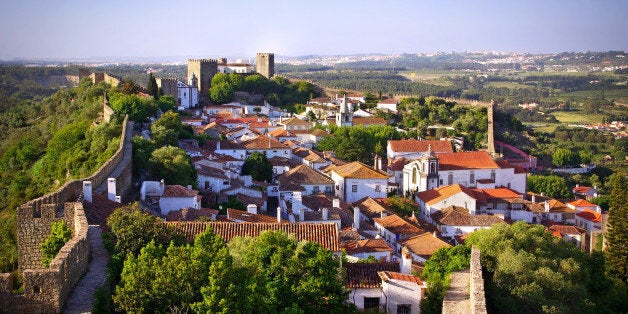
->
[397,304,411,314]
[204,181,210,189]
[345,115,349,122]
[430,162,437,173]
[422,163,425,173]
[364,297,380,310]
[439,179,443,185]
[491,170,496,182]
[325,186,332,193]
[448,172,453,185]
[470,171,475,184]
[223,181,229,185]
[412,168,417,184]
[375,185,381,192]
[352,185,358,192]
[313,186,320,192]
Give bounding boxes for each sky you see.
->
[0,0,626,61]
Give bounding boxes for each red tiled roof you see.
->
[339,228,364,244]
[474,188,522,201]
[378,271,423,286]
[546,223,586,237]
[400,233,452,259]
[331,161,389,179]
[354,197,393,220]
[163,185,199,197]
[378,98,398,104]
[242,136,288,150]
[345,238,393,255]
[167,221,340,251]
[476,179,494,184]
[437,151,500,170]
[83,193,124,228]
[276,164,334,185]
[344,262,400,289]
[576,209,602,223]
[373,214,424,236]
[388,158,406,171]
[309,97,332,103]
[166,208,218,221]
[388,140,453,153]
[431,206,505,227]
[572,186,594,194]
[568,199,597,207]
[280,117,312,126]
[353,117,387,126]
[417,184,476,206]
[227,208,278,223]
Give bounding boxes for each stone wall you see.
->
[0,202,89,313]
[469,246,487,314]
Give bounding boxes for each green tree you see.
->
[420,245,471,314]
[552,147,579,167]
[148,146,196,187]
[41,220,71,267]
[131,135,155,178]
[241,151,273,183]
[146,73,158,100]
[109,93,157,123]
[107,203,185,258]
[527,175,571,199]
[606,174,628,282]
[209,82,235,104]
[225,231,350,312]
[157,95,176,113]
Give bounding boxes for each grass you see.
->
[563,89,628,105]
[486,81,534,89]
[551,111,605,125]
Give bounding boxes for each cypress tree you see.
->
[606,174,628,282]
[147,73,159,100]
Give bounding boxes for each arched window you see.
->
[412,167,417,184]
[430,162,436,173]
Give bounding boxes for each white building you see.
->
[177,77,199,110]
[379,271,424,314]
[402,150,527,196]
[140,180,201,215]
[376,98,398,112]
[330,161,389,202]
[387,139,453,160]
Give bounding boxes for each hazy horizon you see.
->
[1,0,626,61]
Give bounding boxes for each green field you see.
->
[486,81,534,89]
[552,111,605,125]
[564,89,628,105]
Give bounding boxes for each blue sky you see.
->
[0,0,626,60]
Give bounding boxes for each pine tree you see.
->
[606,174,628,282]
[146,73,159,100]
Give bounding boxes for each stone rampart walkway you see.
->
[64,226,109,314]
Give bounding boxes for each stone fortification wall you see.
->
[0,202,89,313]
[469,246,487,314]
[19,115,131,213]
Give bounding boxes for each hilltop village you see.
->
[0,52,617,313]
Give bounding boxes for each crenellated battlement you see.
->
[187,58,218,64]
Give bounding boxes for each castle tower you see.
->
[256,53,274,79]
[187,59,218,102]
[486,101,497,157]
[336,94,353,127]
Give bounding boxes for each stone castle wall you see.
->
[0,202,89,313]
[469,246,487,314]
[0,114,133,312]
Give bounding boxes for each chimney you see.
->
[107,178,117,202]
[381,211,387,218]
[378,156,382,171]
[411,211,416,220]
[299,209,304,222]
[333,198,340,209]
[115,196,121,203]
[432,231,437,237]
[277,207,281,223]
[544,200,550,212]
[354,207,360,229]
[160,179,165,195]
[400,246,412,274]
[82,181,92,203]
[322,208,328,220]
[187,185,192,190]
[216,141,221,150]
[374,154,379,170]
[576,184,580,188]
[531,194,536,203]
[247,204,257,215]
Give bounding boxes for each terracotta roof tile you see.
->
[167,221,340,251]
[573,186,594,194]
[417,184,477,206]
[353,117,387,126]
[280,117,313,126]
[241,136,288,150]
[83,193,124,229]
[331,161,389,179]
[576,209,602,223]
[431,206,505,227]
[165,208,218,221]
[568,199,597,207]
[163,185,199,197]
[344,262,400,289]
[400,233,452,259]
[545,222,586,237]
[378,98,398,104]
[378,271,423,286]
[354,197,393,220]
[437,151,500,170]
[276,164,334,186]
[388,140,453,154]
[373,214,424,236]
[345,238,393,255]
[339,228,363,244]
[227,208,278,223]
[388,158,407,171]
